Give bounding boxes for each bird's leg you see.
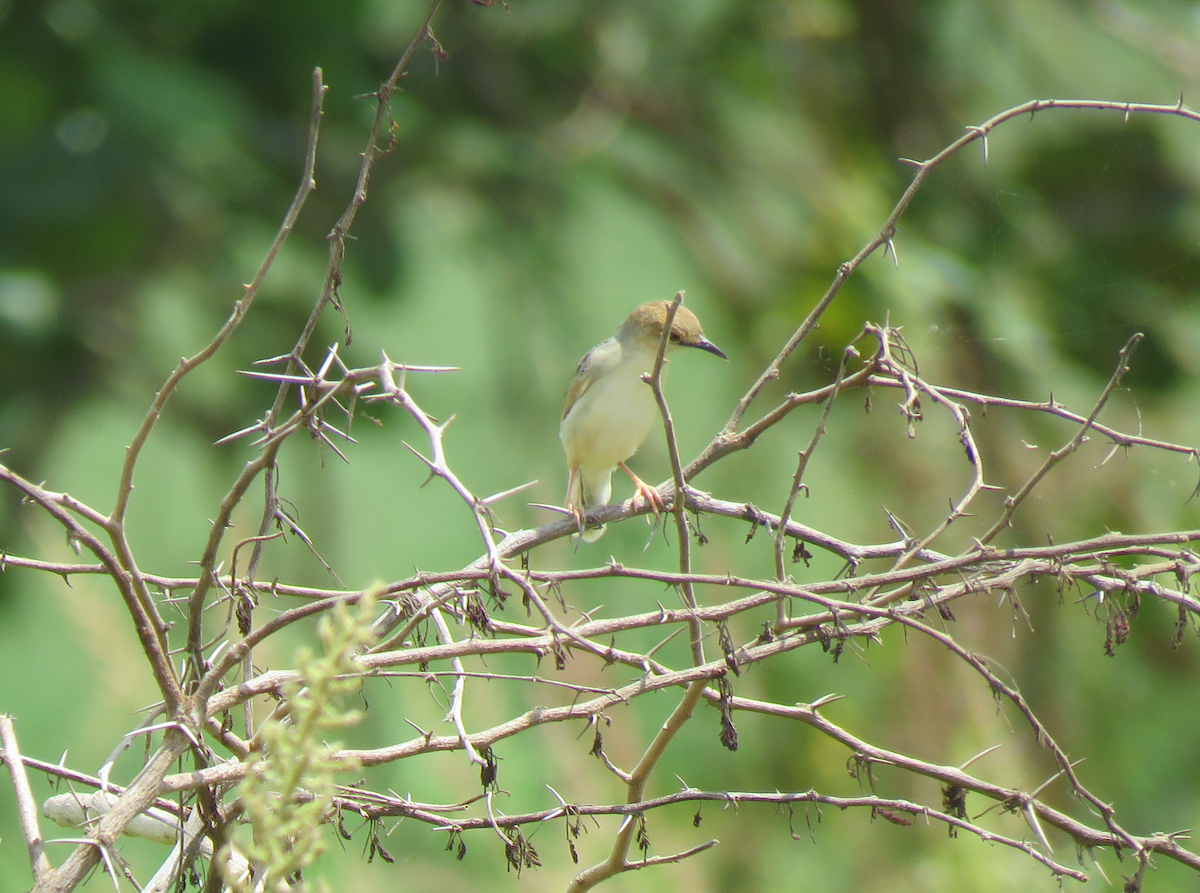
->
[619,462,665,515]
[565,466,587,535]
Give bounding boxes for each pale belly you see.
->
[561,366,659,476]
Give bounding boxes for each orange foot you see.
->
[619,462,665,514]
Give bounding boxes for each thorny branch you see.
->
[645,291,706,666]
[1,715,51,882]
[8,320,1200,891]
[1,46,1200,893]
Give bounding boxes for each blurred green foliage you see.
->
[2,0,1200,890]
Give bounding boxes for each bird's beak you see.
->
[691,337,727,360]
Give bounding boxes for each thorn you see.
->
[528,502,574,517]
[253,352,296,365]
[214,422,266,446]
[958,743,1002,770]
[238,371,315,383]
[316,343,341,379]
[401,441,437,471]
[483,480,539,505]
[318,420,358,444]
[1023,803,1053,853]
[315,429,351,463]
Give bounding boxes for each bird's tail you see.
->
[567,466,613,542]
[578,523,606,543]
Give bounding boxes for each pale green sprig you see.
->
[222,588,380,893]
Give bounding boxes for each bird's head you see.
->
[617,301,727,359]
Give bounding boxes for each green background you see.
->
[2,0,1200,890]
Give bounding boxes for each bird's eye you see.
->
[669,332,682,342]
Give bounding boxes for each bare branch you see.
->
[0,715,52,881]
[980,333,1144,544]
[645,291,705,665]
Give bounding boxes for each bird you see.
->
[560,300,726,541]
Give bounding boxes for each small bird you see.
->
[561,300,726,541]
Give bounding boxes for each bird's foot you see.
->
[619,463,665,515]
[633,480,665,514]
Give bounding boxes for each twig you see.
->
[568,679,709,891]
[980,333,1143,544]
[427,606,486,767]
[645,291,705,666]
[774,343,852,623]
[1,715,52,881]
[30,729,194,893]
[113,66,327,530]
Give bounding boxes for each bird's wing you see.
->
[562,338,617,420]
[561,356,593,420]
